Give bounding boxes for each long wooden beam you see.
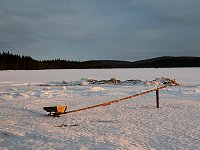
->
[64,86,167,114]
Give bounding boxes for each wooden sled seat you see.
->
[43,105,68,117]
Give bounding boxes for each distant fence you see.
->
[64,86,167,114]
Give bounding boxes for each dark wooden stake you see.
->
[156,89,159,108]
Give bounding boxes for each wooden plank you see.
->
[64,86,166,114]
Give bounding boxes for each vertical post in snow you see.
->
[156,89,159,108]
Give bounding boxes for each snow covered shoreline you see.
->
[0,68,200,149]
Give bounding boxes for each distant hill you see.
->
[131,56,200,67]
[0,52,200,70]
[95,56,200,68]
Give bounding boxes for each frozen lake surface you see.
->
[0,68,200,149]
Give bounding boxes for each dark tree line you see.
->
[0,51,108,70]
[0,51,200,70]
[0,51,38,70]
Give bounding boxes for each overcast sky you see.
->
[0,0,200,61]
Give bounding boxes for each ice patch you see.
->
[180,85,200,95]
[1,93,13,100]
[0,130,25,137]
[62,86,67,90]
[19,93,30,98]
[11,87,18,91]
[26,91,36,96]
[90,87,105,92]
[66,80,89,86]
[194,86,200,94]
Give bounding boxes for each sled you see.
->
[43,105,68,117]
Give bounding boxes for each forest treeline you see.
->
[0,51,123,70]
[0,51,200,70]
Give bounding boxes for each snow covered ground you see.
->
[0,68,199,150]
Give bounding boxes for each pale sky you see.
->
[0,0,200,61]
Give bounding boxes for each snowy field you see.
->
[0,68,200,150]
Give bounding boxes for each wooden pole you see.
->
[156,89,159,108]
[63,86,166,114]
